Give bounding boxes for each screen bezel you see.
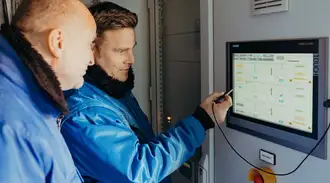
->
[226,39,323,139]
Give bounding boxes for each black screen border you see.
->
[226,38,321,139]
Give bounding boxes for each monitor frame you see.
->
[225,37,328,159]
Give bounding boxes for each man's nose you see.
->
[127,58,135,64]
[127,52,135,64]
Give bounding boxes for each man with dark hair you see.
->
[61,2,232,183]
[0,0,96,182]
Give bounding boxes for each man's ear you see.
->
[47,29,64,65]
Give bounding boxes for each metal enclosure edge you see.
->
[200,0,215,182]
[148,0,164,135]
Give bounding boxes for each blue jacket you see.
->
[61,66,210,183]
[0,26,83,183]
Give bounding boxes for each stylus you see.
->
[214,88,234,104]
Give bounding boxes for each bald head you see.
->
[11,0,97,90]
[13,0,94,33]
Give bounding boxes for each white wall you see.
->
[209,0,330,182]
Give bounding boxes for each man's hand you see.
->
[200,92,232,124]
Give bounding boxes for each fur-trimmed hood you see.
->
[84,64,135,99]
[1,24,68,113]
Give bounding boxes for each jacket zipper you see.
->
[56,114,65,130]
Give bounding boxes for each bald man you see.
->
[0,0,96,182]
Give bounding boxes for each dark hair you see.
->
[88,2,138,37]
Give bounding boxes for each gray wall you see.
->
[162,0,201,182]
[0,1,4,24]
[163,0,201,126]
[211,0,330,182]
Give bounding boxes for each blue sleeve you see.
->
[0,123,50,183]
[61,106,206,183]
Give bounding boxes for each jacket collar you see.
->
[84,65,135,99]
[1,24,68,114]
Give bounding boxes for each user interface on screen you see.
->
[232,53,313,133]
